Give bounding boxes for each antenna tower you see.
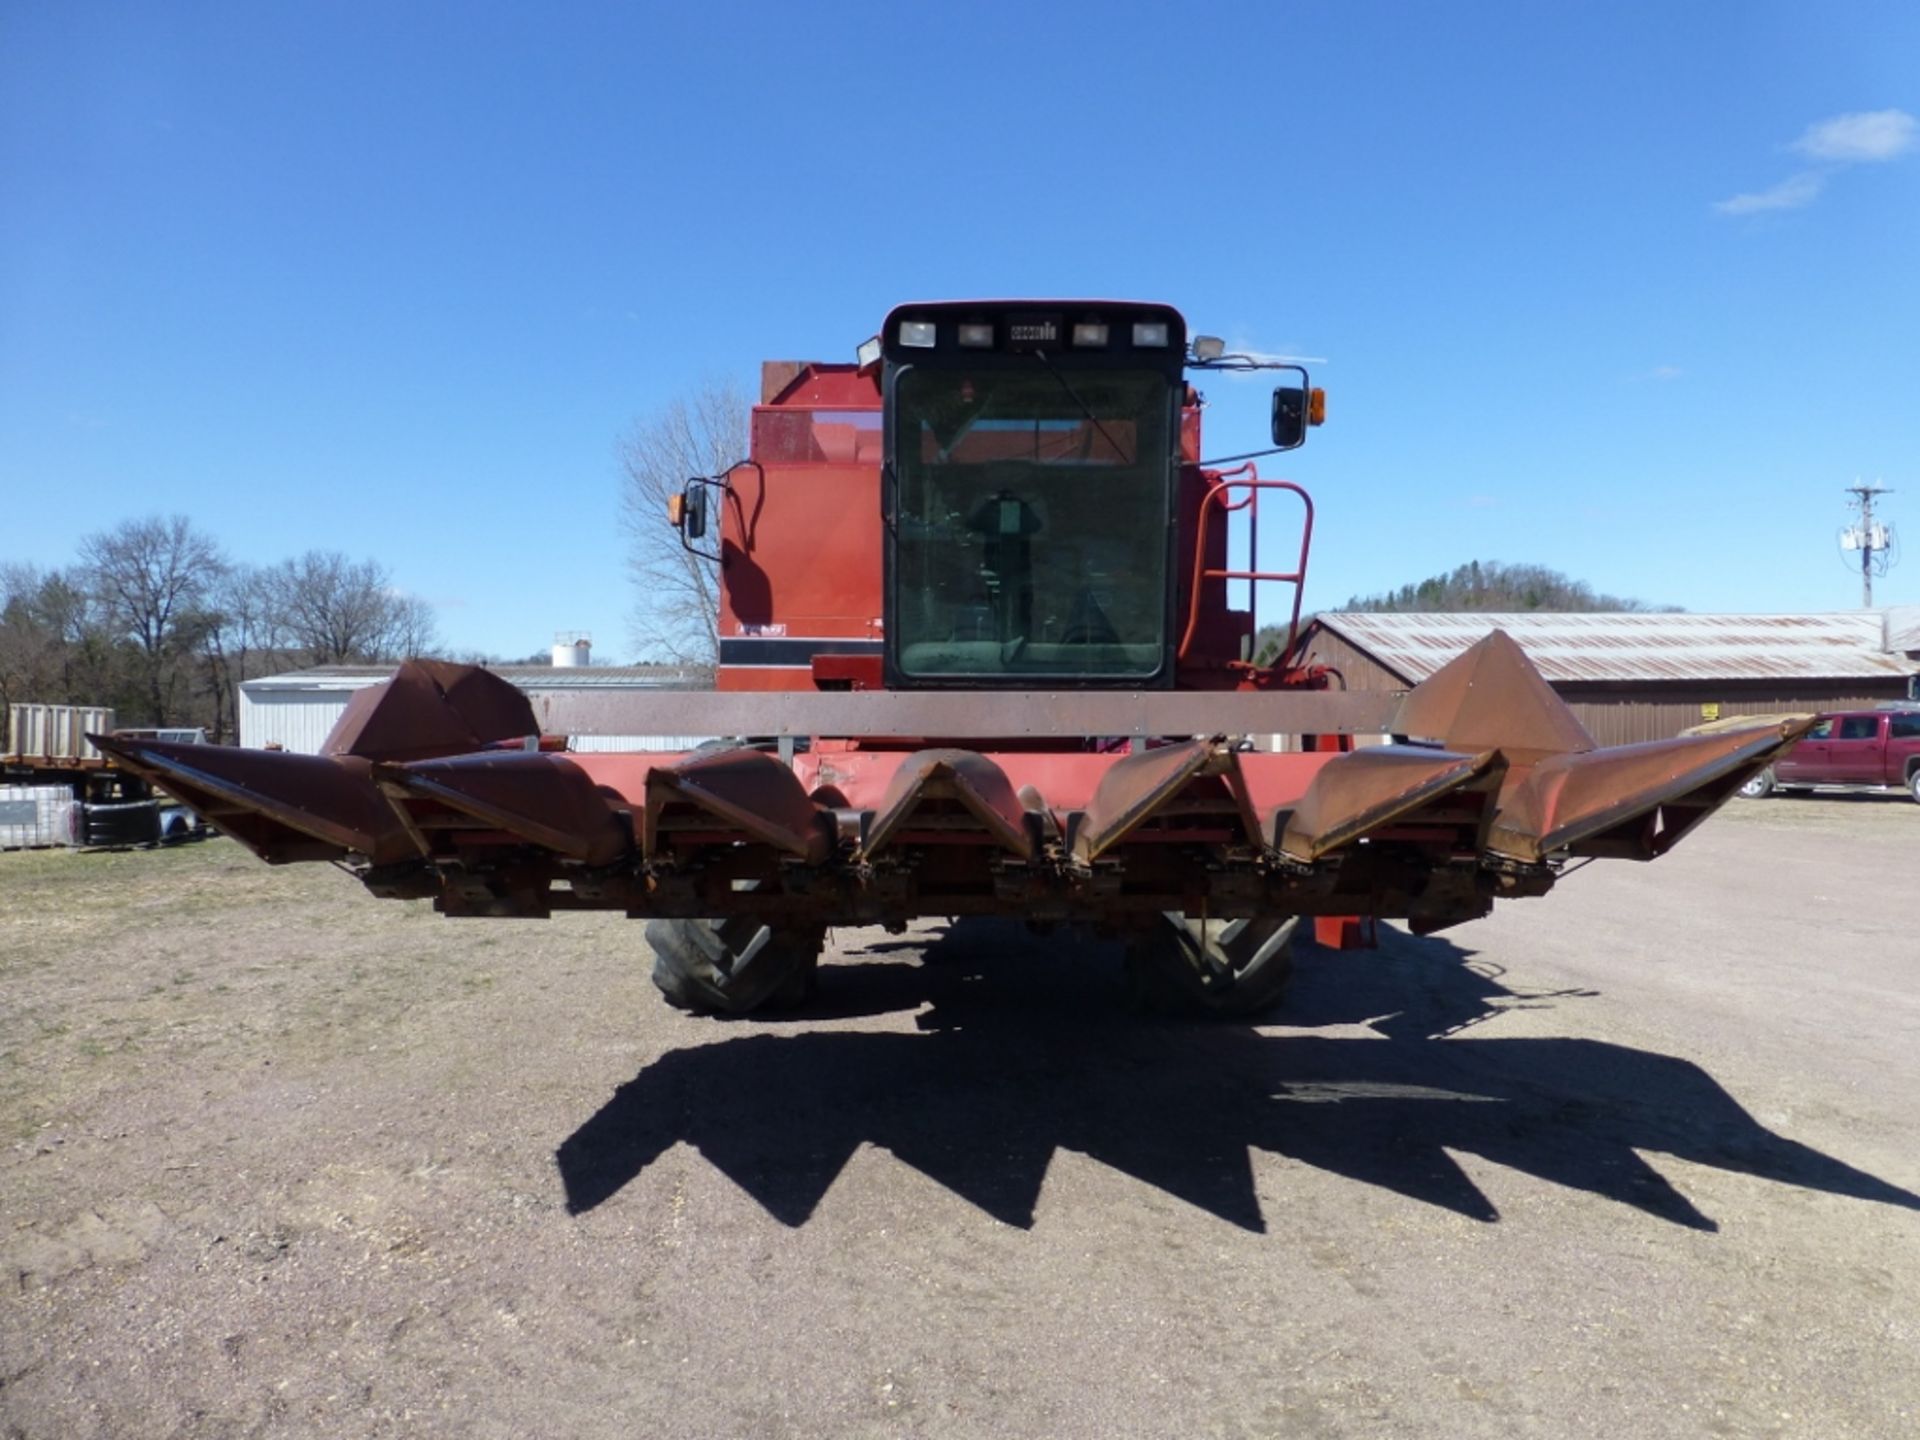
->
[1839,481,1897,607]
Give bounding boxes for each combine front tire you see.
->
[645,917,824,1016]
[1126,913,1300,1019]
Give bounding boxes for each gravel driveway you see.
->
[3,796,1916,1438]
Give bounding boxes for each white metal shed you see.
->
[238,665,712,755]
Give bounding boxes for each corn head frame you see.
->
[95,300,1812,1015]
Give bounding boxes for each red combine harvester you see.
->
[96,301,1813,1016]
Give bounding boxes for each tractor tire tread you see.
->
[1127,913,1299,1019]
[646,916,823,1016]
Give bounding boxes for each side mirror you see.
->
[672,462,747,563]
[1271,386,1307,450]
[1270,382,1326,451]
[682,481,709,540]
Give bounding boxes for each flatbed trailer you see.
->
[3,705,175,849]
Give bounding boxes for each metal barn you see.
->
[238,664,712,755]
[1294,611,1920,746]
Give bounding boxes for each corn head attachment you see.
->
[91,300,1818,1016]
[94,634,1811,1014]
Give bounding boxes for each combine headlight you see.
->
[1072,322,1110,347]
[957,322,994,348]
[1132,321,1169,348]
[855,335,883,368]
[1193,335,1226,362]
[898,320,937,348]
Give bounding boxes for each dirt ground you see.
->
[2,795,1917,1439]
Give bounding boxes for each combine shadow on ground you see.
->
[557,921,1920,1232]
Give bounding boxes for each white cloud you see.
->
[1714,171,1825,215]
[1715,109,1915,218]
[1791,109,1916,163]
[1646,365,1683,382]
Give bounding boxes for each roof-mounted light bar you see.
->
[877,303,1186,366]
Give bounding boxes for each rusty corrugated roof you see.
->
[1308,611,1919,684]
[1887,605,1920,655]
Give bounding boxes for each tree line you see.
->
[2,515,438,741]
[1254,560,1676,664]
[1341,560,1675,615]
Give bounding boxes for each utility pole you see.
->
[1840,482,1895,607]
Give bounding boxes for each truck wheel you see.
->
[1126,913,1299,1019]
[646,916,824,1016]
[1909,767,1920,805]
[1737,767,1775,800]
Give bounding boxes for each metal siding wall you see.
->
[1293,630,1412,692]
[1294,626,1912,748]
[238,690,356,754]
[1276,627,1411,749]
[1563,683,1911,746]
[6,705,115,760]
[567,734,715,753]
[238,681,708,755]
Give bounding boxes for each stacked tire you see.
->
[81,800,162,849]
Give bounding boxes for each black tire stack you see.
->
[81,800,161,849]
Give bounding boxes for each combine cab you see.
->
[96,301,1812,1016]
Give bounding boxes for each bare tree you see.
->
[2,565,127,714]
[267,551,438,666]
[214,564,285,681]
[79,515,226,724]
[618,376,750,672]
[190,564,285,743]
[0,563,48,720]
[385,592,439,661]
[7,532,439,738]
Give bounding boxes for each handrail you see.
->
[1176,463,1314,662]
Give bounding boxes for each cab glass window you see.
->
[889,367,1173,680]
[1837,716,1880,740]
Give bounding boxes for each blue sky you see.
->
[4,2,1916,661]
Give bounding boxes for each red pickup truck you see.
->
[1739,706,1920,802]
